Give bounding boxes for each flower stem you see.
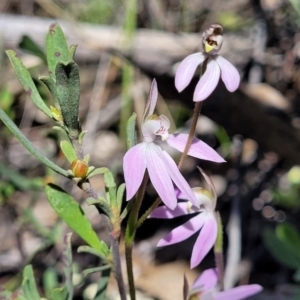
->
[177,101,202,170]
[125,173,149,300]
[102,215,127,300]
[137,197,161,228]
[214,212,225,291]
[125,243,134,299]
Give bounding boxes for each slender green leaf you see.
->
[39,76,61,109]
[68,45,77,61]
[46,23,69,79]
[45,184,109,256]
[82,265,111,277]
[214,212,223,253]
[126,112,137,150]
[0,107,69,177]
[19,35,46,62]
[86,197,111,217]
[79,130,88,144]
[60,140,77,163]
[5,50,52,117]
[87,168,106,179]
[22,265,41,300]
[116,183,125,214]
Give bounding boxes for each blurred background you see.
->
[1,0,300,299]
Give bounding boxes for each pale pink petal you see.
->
[215,285,263,300]
[160,149,198,207]
[143,79,158,121]
[149,202,194,219]
[166,134,225,163]
[175,188,186,199]
[193,58,220,102]
[192,268,218,291]
[157,214,206,247]
[146,143,177,209]
[197,167,217,203]
[190,212,218,268]
[216,55,240,92]
[123,143,147,200]
[175,53,206,92]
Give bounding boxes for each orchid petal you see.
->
[175,53,206,92]
[146,143,177,209]
[190,212,218,268]
[192,268,218,291]
[167,134,225,163]
[149,202,195,219]
[216,55,240,92]
[197,167,217,203]
[193,58,220,102]
[214,285,263,300]
[143,79,158,121]
[123,143,147,200]
[161,149,198,207]
[157,214,206,247]
[175,188,186,200]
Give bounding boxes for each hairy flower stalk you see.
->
[187,268,262,300]
[175,24,240,102]
[123,79,224,210]
[150,169,218,268]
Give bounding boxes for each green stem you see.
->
[102,216,127,300]
[214,212,225,291]
[137,197,161,228]
[125,243,134,299]
[0,107,69,177]
[177,101,202,170]
[125,173,149,300]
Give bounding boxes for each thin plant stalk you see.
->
[119,0,138,142]
[112,238,127,300]
[214,212,225,291]
[177,101,202,170]
[125,173,149,300]
[177,60,209,170]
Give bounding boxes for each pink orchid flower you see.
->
[123,80,225,210]
[175,24,240,102]
[187,268,262,300]
[149,169,218,268]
